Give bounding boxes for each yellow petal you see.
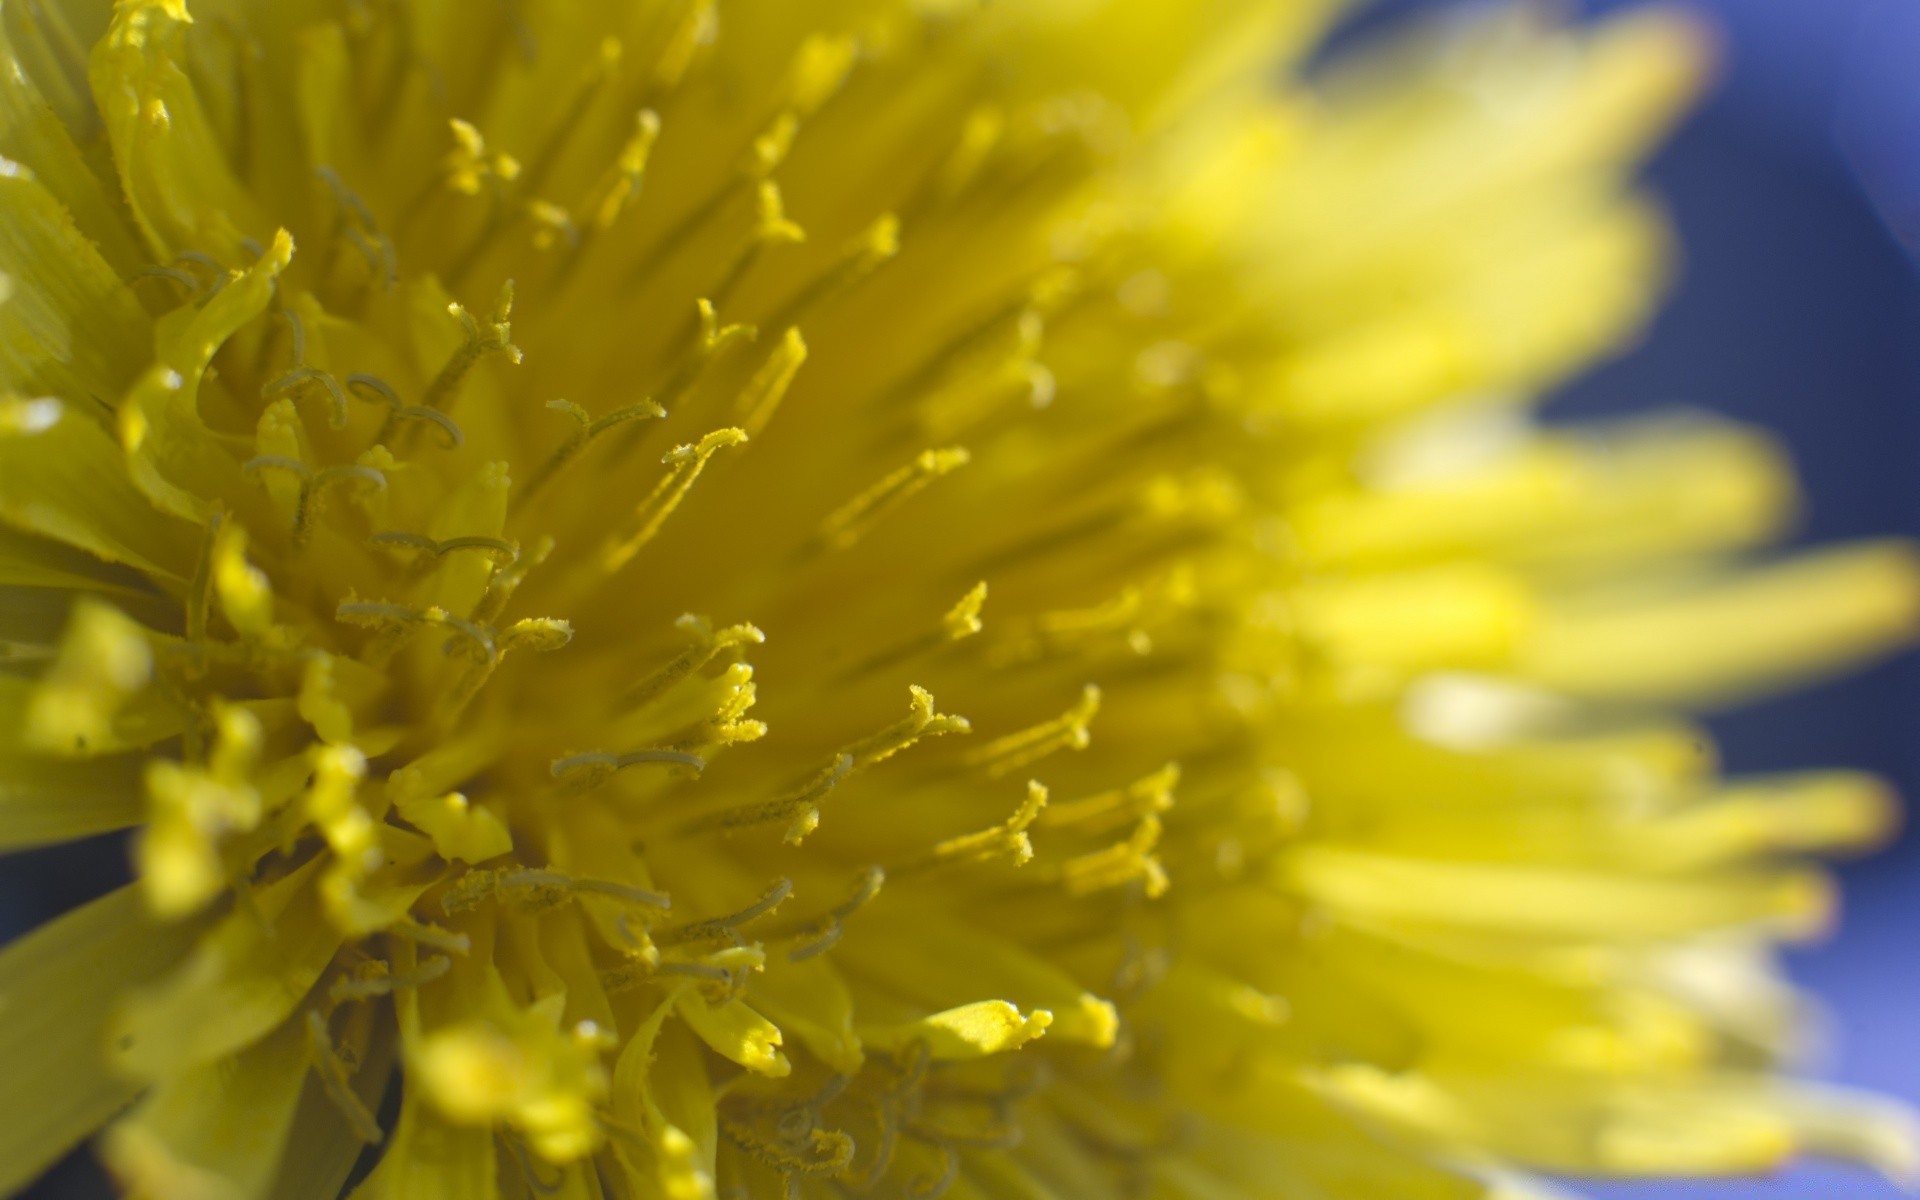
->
[112,858,346,1080]
[860,999,1053,1061]
[101,1010,310,1200]
[0,885,205,1196]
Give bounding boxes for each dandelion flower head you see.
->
[1,1,1918,1197]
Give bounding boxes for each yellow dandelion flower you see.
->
[2,1,1918,1197]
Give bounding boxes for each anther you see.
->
[261,310,350,430]
[516,397,667,509]
[818,447,969,551]
[389,915,473,956]
[842,686,971,773]
[965,685,1100,779]
[779,866,885,962]
[1037,764,1179,835]
[1060,815,1169,899]
[620,614,765,711]
[700,182,805,314]
[472,536,554,627]
[349,374,465,449]
[835,586,986,684]
[599,427,748,573]
[335,600,496,664]
[897,781,1049,875]
[736,327,808,437]
[130,264,205,298]
[584,109,662,231]
[327,954,452,1004]
[760,212,900,335]
[368,530,520,568]
[417,281,522,419]
[316,166,398,288]
[679,753,853,844]
[657,878,792,947]
[244,458,387,548]
[549,747,707,796]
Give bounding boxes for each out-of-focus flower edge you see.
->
[0,1,1916,1198]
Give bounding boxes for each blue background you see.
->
[7,1,1920,1196]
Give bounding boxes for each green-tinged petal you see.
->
[100,1009,310,1200]
[0,165,150,401]
[841,901,1119,1048]
[0,526,153,593]
[86,0,264,259]
[111,857,346,1080]
[0,885,206,1196]
[0,11,144,273]
[0,748,143,850]
[860,999,1052,1061]
[267,1016,396,1200]
[119,229,295,525]
[0,394,199,579]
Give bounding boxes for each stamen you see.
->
[655,961,734,983]
[843,686,971,773]
[389,915,473,956]
[348,374,465,449]
[834,585,986,683]
[621,614,766,711]
[244,458,388,548]
[368,530,520,568]
[583,109,662,231]
[702,182,806,313]
[549,747,707,796]
[818,447,969,552]
[759,212,900,335]
[442,118,521,199]
[315,166,398,289]
[1038,764,1179,835]
[442,867,672,915]
[304,1009,384,1144]
[335,600,496,664]
[516,397,667,509]
[646,299,757,412]
[262,311,350,429]
[525,200,580,252]
[679,752,853,844]
[897,781,1049,874]
[1059,815,1169,899]
[503,1131,565,1198]
[658,878,793,947]
[472,536,554,627]
[327,954,453,1004]
[650,0,715,90]
[944,583,988,641]
[416,281,522,418]
[735,327,808,437]
[599,427,749,573]
[779,866,886,962]
[965,685,1100,779]
[720,1117,855,1177]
